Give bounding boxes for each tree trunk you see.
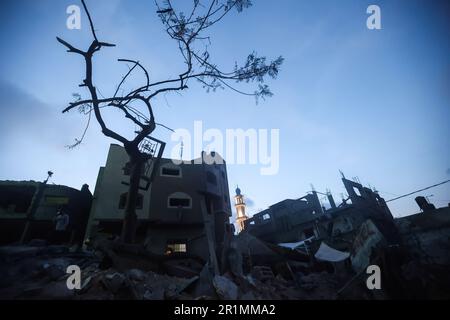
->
[121,154,144,243]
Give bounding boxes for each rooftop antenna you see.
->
[310,183,316,193]
[180,139,184,159]
[44,171,53,184]
[352,176,361,184]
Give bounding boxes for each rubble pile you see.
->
[0,240,344,300]
[1,212,450,300]
[0,241,97,299]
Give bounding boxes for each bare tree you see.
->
[58,0,283,243]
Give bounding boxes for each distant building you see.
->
[244,190,325,243]
[87,144,233,264]
[244,177,398,251]
[0,180,92,245]
[234,186,248,233]
[396,201,450,266]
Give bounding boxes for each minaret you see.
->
[234,185,248,233]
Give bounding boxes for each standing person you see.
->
[53,207,69,244]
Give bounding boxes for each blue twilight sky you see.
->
[0,0,449,220]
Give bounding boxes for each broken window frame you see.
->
[353,187,362,197]
[160,165,182,178]
[167,192,192,209]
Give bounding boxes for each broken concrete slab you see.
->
[101,272,126,294]
[78,275,93,294]
[251,266,275,282]
[350,219,386,273]
[273,261,295,281]
[213,275,238,300]
[314,242,350,262]
[191,263,218,299]
[162,259,202,278]
[143,287,165,300]
[42,263,66,281]
[126,268,147,281]
[223,244,244,277]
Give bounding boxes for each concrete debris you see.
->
[78,275,93,294]
[314,242,350,262]
[350,219,385,272]
[213,275,238,300]
[223,246,244,277]
[101,273,126,294]
[251,266,275,282]
[42,263,66,281]
[126,268,147,281]
[143,287,165,300]
[1,203,450,300]
[162,259,203,278]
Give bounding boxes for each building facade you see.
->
[0,180,92,245]
[244,190,326,243]
[244,177,397,250]
[87,144,233,264]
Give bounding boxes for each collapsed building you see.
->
[396,195,450,267]
[243,175,399,253]
[233,178,450,300]
[1,146,449,299]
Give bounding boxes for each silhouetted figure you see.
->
[52,207,69,244]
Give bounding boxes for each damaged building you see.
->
[1,148,449,299]
[87,144,234,266]
[244,176,398,252]
[0,180,92,245]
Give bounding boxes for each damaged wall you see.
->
[87,144,233,264]
[0,181,92,245]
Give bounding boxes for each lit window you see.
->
[166,241,187,253]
